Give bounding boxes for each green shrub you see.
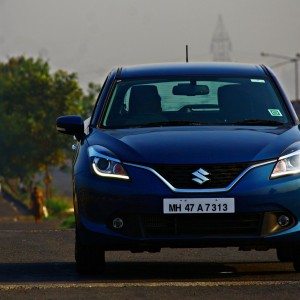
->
[61,215,75,229]
[46,197,71,215]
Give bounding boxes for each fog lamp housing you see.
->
[277,215,290,227]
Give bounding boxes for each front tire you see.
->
[75,228,105,275]
[291,246,300,272]
[276,247,293,262]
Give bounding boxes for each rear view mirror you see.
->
[172,83,209,96]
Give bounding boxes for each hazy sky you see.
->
[0,0,300,98]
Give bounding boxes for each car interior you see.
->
[103,81,287,128]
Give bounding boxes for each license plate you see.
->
[163,198,235,214]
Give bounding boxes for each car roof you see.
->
[118,62,266,79]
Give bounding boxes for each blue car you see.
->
[57,62,300,274]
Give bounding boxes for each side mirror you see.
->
[56,115,84,140]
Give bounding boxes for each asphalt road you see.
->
[1,195,300,299]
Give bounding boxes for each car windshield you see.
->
[100,77,291,128]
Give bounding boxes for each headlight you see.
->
[271,150,300,179]
[87,145,129,180]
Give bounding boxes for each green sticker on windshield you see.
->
[268,109,282,117]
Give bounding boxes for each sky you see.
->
[0,0,299,98]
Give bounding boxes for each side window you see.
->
[124,88,131,112]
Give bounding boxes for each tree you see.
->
[0,56,97,195]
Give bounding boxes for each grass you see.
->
[46,196,75,228]
[46,196,72,215]
[60,215,75,229]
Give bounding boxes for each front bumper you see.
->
[74,161,300,250]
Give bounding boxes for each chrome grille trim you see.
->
[124,159,277,193]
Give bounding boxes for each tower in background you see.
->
[210,15,232,62]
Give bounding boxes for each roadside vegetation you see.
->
[0,56,100,225]
[46,196,75,228]
[46,196,72,215]
[60,215,76,229]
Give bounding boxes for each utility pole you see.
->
[210,15,232,62]
[261,52,300,100]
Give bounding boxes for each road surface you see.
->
[0,194,300,299]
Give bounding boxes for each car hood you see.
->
[87,126,300,164]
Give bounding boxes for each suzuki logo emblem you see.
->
[192,168,210,185]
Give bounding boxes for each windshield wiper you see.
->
[131,121,207,128]
[229,119,286,126]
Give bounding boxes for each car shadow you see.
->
[0,261,294,283]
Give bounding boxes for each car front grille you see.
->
[153,163,251,189]
[141,213,263,237]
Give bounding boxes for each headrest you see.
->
[218,84,247,107]
[129,85,162,114]
[218,84,252,121]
